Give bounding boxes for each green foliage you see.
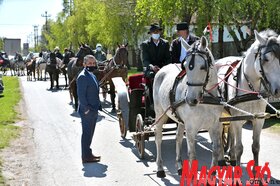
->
[0,37,3,51]
[41,0,280,55]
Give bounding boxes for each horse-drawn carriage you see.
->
[113,30,280,178]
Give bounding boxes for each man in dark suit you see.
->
[142,23,171,78]
[141,23,171,105]
[77,55,101,163]
[170,22,198,66]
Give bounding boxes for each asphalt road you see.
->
[19,76,280,186]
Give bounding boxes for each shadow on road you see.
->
[70,111,80,118]
[82,163,108,178]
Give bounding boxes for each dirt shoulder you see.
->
[0,86,38,186]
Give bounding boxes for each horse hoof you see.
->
[218,160,227,166]
[178,169,182,175]
[157,170,166,178]
[230,160,237,166]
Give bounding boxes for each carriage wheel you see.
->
[135,114,145,159]
[117,111,127,138]
[222,124,230,153]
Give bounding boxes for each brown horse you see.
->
[45,52,62,90]
[68,44,94,111]
[25,52,36,81]
[97,44,129,111]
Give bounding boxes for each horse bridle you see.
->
[186,43,212,89]
[111,47,128,68]
[252,42,280,94]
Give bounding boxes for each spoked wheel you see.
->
[135,114,145,159]
[117,111,127,138]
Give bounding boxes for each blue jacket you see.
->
[77,68,100,114]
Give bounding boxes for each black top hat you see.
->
[176,22,189,31]
[148,23,163,34]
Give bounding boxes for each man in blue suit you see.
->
[77,55,101,163]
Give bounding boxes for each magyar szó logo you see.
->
[180,160,271,186]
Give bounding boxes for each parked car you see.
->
[0,72,4,94]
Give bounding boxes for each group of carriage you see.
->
[110,30,280,179]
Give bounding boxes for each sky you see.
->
[0,0,63,47]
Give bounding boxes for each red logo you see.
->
[180,160,271,186]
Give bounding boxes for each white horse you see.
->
[216,30,280,167]
[36,52,48,81]
[14,53,25,76]
[153,36,225,177]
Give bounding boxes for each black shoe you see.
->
[82,157,100,163]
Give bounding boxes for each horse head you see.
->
[182,36,215,106]
[76,44,94,66]
[49,52,57,65]
[110,44,128,68]
[248,30,280,97]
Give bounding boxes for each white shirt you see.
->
[179,36,190,62]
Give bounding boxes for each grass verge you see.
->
[128,67,141,77]
[0,76,21,184]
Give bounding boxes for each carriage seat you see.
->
[128,73,144,90]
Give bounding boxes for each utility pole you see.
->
[33,25,39,49]
[41,11,51,32]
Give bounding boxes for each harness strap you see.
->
[169,69,186,124]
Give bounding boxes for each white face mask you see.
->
[96,47,101,51]
[152,33,160,40]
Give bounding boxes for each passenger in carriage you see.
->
[93,43,107,63]
[141,23,171,104]
[54,46,63,60]
[170,22,199,68]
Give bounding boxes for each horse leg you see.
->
[73,84,78,111]
[64,73,68,88]
[209,124,225,167]
[252,119,264,167]
[55,71,59,89]
[49,72,54,89]
[185,128,197,167]
[33,69,36,81]
[37,68,39,81]
[44,69,47,81]
[175,123,185,175]
[234,122,243,166]
[155,114,169,178]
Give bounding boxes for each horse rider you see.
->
[93,43,107,63]
[15,52,23,62]
[63,48,75,65]
[1,51,8,60]
[170,22,199,69]
[141,23,171,104]
[54,46,63,60]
